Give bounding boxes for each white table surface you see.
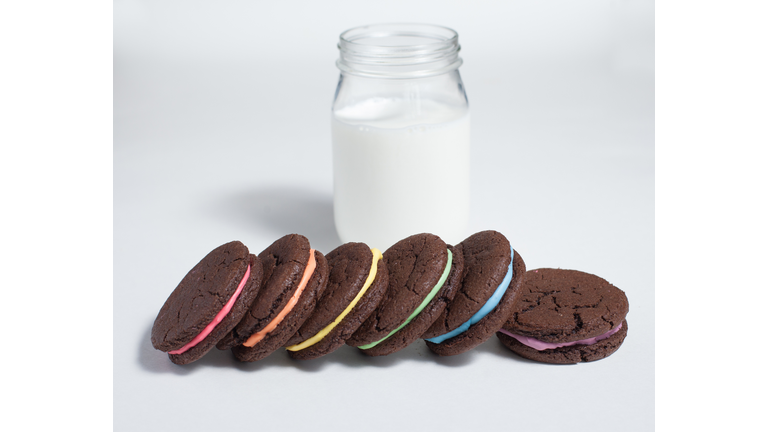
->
[114,2,654,431]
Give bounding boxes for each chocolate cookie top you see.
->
[345,233,457,355]
[423,230,512,338]
[502,268,629,343]
[425,248,526,356]
[216,234,315,351]
[287,243,374,345]
[360,243,464,356]
[232,248,329,362]
[286,243,389,360]
[151,241,263,365]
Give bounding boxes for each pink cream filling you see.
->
[169,264,251,355]
[499,323,623,351]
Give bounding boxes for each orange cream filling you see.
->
[242,249,316,347]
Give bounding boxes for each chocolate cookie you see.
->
[285,243,389,360]
[346,233,463,357]
[216,234,329,362]
[497,268,629,364]
[151,241,264,365]
[423,230,526,356]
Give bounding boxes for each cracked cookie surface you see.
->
[423,230,512,339]
[346,233,449,348]
[503,268,629,343]
[360,243,463,356]
[151,241,263,365]
[425,248,525,356]
[498,268,629,364]
[287,242,389,360]
[216,234,331,358]
[232,249,328,362]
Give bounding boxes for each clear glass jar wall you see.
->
[332,24,470,250]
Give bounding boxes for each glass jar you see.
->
[332,23,470,250]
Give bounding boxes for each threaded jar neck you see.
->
[337,23,463,79]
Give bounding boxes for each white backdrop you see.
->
[114,1,653,431]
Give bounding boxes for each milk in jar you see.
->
[332,24,470,249]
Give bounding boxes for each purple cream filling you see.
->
[499,323,623,351]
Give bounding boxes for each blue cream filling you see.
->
[425,248,514,344]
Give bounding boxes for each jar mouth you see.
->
[337,23,462,79]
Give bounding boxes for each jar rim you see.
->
[339,23,458,49]
[337,23,462,79]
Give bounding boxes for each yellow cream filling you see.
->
[286,248,382,352]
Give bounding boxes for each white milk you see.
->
[332,98,470,250]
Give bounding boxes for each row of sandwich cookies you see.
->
[151,230,629,365]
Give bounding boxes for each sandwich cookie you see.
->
[423,230,526,356]
[216,234,329,362]
[151,241,264,365]
[284,243,389,360]
[346,233,464,357]
[497,268,629,364]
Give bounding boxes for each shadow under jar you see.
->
[332,23,470,250]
